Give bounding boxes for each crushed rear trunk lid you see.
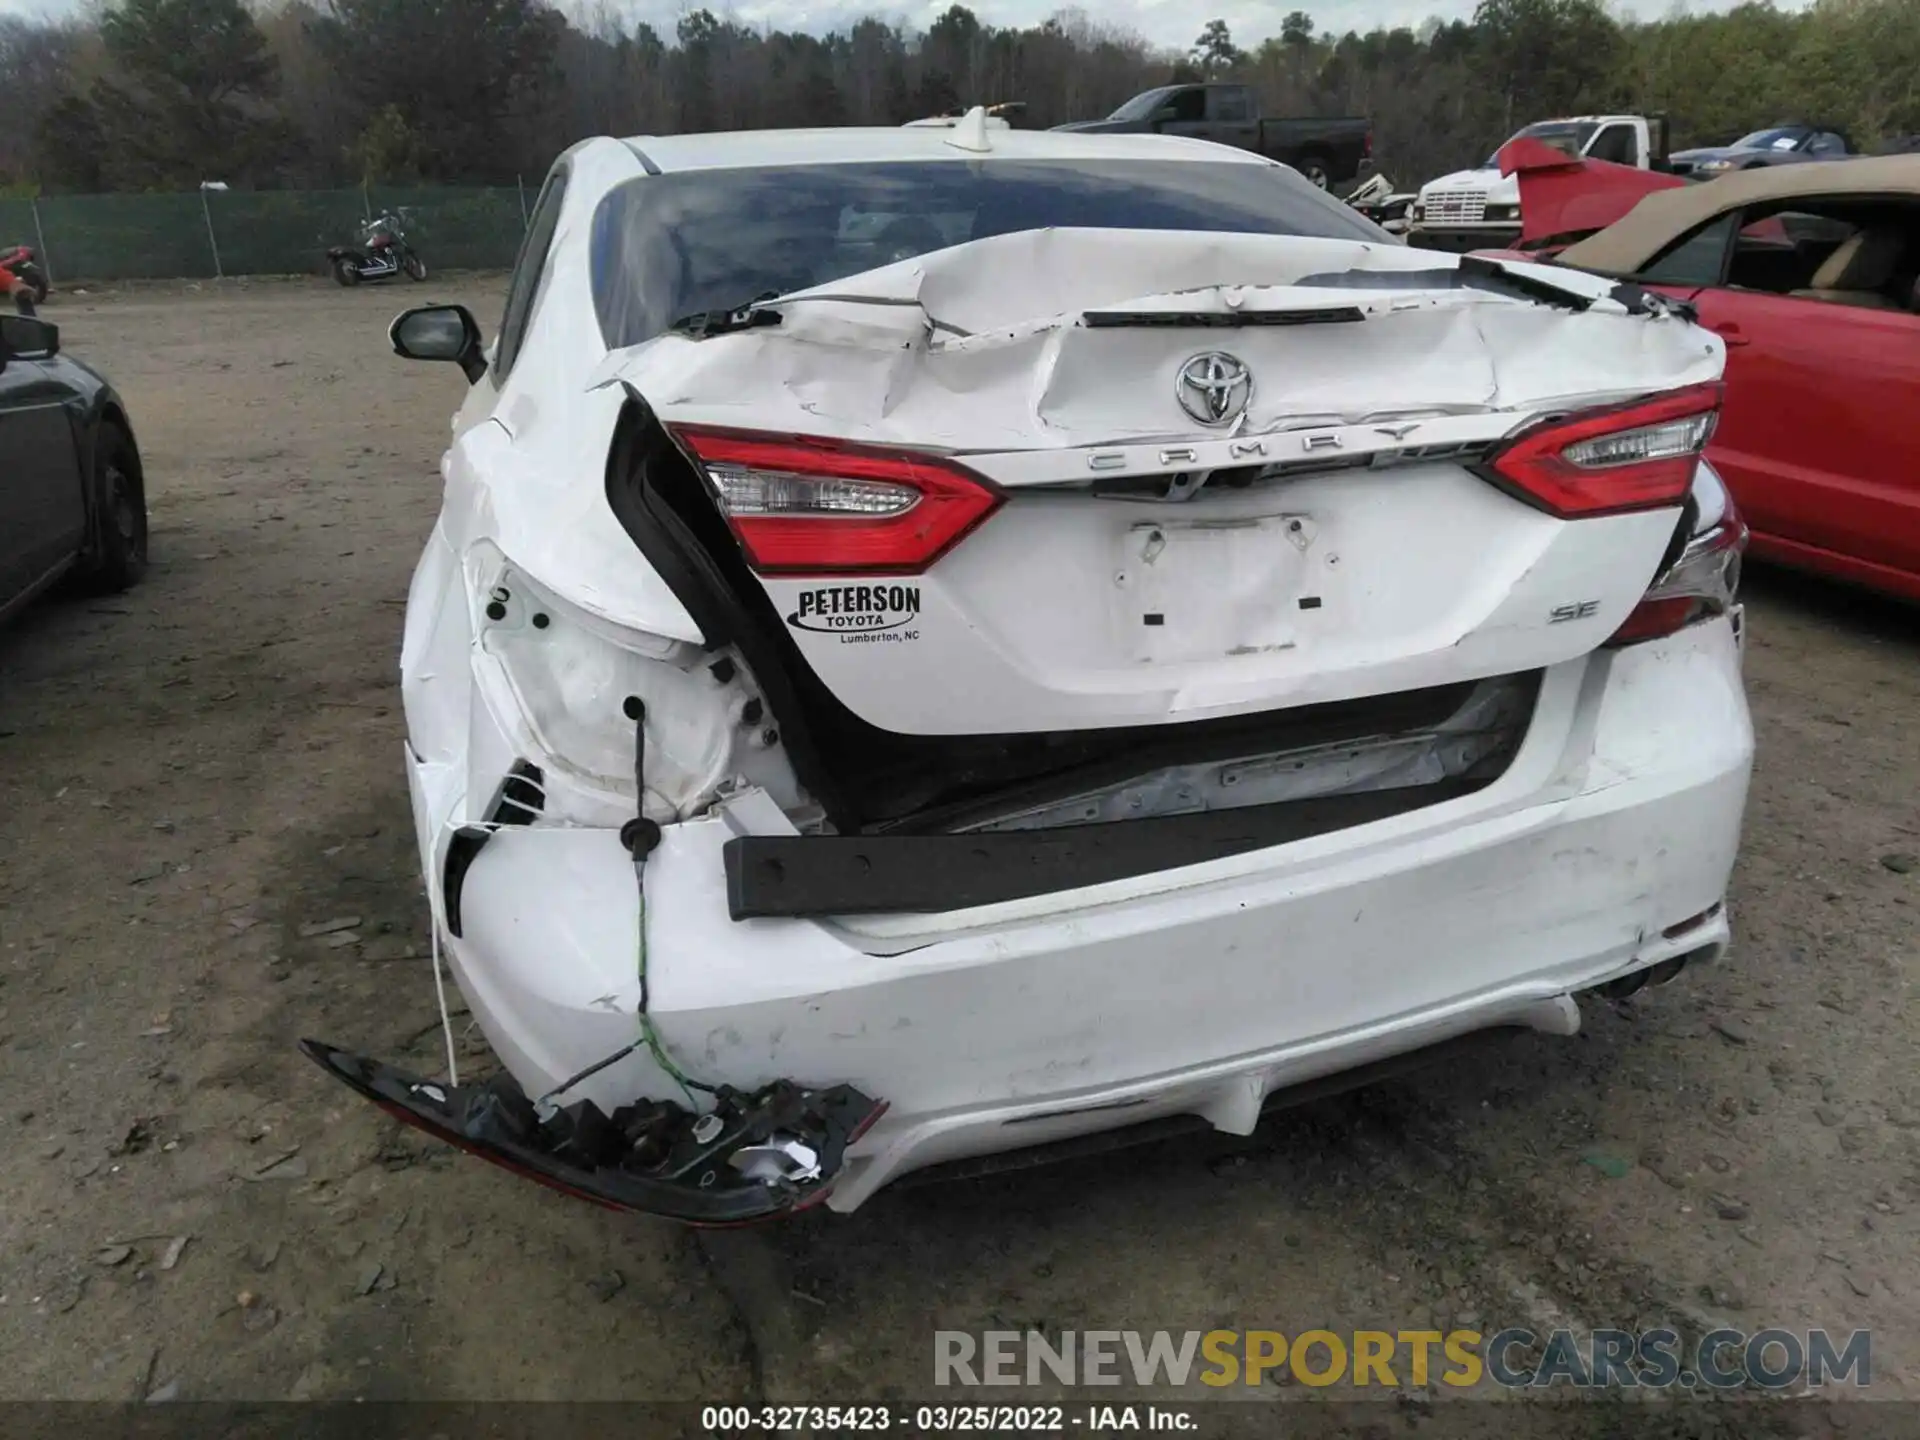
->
[602,228,1722,743]
[610,227,1717,447]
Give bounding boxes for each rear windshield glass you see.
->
[1733,128,1803,151]
[589,158,1387,349]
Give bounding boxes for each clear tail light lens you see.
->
[1480,382,1723,518]
[1606,463,1747,648]
[671,427,1003,576]
[713,469,918,519]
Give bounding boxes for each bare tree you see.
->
[0,17,82,184]
[4,0,1918,196]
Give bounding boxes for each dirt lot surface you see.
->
[2,278,1918,1424]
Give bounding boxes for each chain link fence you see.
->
[0,183,534,284]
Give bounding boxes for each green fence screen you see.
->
[1,196,42,262]
[3,184,532,283]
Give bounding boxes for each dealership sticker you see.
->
[788,584,920,643]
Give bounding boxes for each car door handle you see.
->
[1708,322,1750,347]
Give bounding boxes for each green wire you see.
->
[528,871,717,1117]
[635,882,717,1105]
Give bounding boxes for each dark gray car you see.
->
[1669,125,1853,179]
[0,313,148,626]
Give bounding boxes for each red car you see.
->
[1479,142,1920,602]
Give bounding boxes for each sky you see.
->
[0,0,1815,52]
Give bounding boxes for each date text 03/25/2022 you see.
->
[701,1404,1195,1432]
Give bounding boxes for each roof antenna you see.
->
[944,104,993,154]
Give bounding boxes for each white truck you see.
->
[1408,114,1669,251]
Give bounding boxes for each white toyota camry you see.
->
[304,112,1753,1222]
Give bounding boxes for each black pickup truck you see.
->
[1052,83,1372,191]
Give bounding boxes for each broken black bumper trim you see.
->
[299,1039,883,1225]
[725,780,1485,919]
[442,759,545,938]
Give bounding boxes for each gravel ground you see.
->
[0,277,1916,1426]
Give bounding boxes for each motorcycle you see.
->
[1344,173,1417,236]
[327,211,427,286]
[3,243,50,314]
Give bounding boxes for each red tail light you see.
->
[1605,594,1710,646]
[1605,480,1747,647]
[1479,382,1722,518]
[671,426,1003,576]
[1364,130,1373,159]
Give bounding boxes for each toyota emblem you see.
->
[1175,352,1253,427]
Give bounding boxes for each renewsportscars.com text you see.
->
[933,1327,1871,1390]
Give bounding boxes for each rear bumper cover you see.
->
[347,618,1749,1215]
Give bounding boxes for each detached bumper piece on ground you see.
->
[300,1039,882,1224]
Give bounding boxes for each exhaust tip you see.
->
[1596,968,1650,1001]
[1594,942,1722,1001]
[1650,943,1721,985]
[1643,956,1688,988]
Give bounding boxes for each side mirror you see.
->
[0,313,59,364]
[1151,105,1180,125]
[390,304,486,385]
